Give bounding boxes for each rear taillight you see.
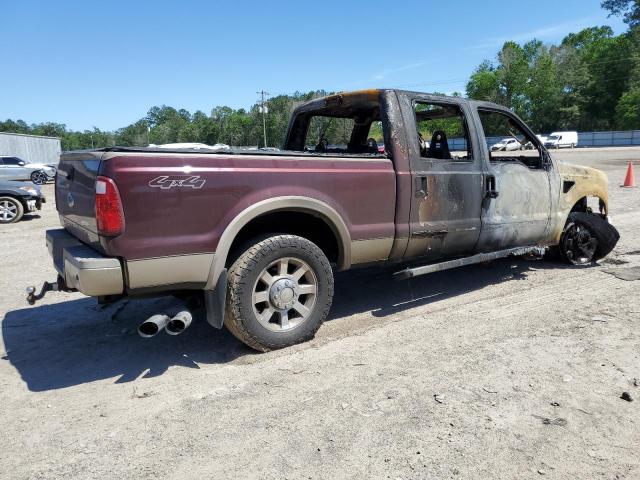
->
[95,176,125,236]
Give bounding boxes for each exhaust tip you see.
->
[166,311,193,335]
[138,314,170,338]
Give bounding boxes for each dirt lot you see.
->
[1,148,639,479]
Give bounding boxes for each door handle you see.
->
[415,176,428,198]
[485,175,499,199]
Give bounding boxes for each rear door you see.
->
[474,107,552,250]
[0,157,26,180]
[402,95,484,261]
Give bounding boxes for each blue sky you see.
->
[0,0,627,131]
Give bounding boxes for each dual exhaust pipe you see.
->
[138,311,193,338]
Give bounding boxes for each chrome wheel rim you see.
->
[31,171,47,184]
[252,257,317,332]
[0,200,18,221]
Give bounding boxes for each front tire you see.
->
[224,235,334,351]
[0,196,24,223]
[30,171,48,184]
[559,212,620,265]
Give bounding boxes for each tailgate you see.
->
[56,151,103,250]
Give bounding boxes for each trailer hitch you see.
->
[26,276,74,305]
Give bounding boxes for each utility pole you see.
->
[257,90,270,148]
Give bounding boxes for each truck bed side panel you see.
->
[98,153,396,265]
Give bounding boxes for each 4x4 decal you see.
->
[149,175,206,189]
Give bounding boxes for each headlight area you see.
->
[19,186,38,196]
[17,186,44,211]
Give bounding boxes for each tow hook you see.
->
[26,276,73,305]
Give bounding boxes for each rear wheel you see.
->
[0,196,24,223]
[559,212,620,265]
[225,235,334,351]
[30,171,48,184]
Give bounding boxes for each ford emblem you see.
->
[67,192,75,208]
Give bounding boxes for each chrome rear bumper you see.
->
[46,229,124,296]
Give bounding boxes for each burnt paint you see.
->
[470,104,558,251]
[476,161,552,251]
[549,161,610,243]
[398,92,484,260]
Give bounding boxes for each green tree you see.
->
[0,119,30,134]
[467,23,639,132]
[602,0,640,26]
[496,41,531,116]
[615,87,640,128]
[115,120,149,146]
[31,122,67,138]
[466,61,500,102]
[580,31,633,129]
[527,44,563,132]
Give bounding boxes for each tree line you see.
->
[466,28,639,133]
[466,0,639,132]
[1,1,638,150]
[0,91,331,151]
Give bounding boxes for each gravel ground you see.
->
[1,148,639,479]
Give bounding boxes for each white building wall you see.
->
[0,132,62,165]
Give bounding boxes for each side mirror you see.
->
[18,162,25,166]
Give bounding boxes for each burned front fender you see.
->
[550,162,610,243]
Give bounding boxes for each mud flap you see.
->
[204,269,227,329]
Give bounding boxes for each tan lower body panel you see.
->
[350,237,394,264]
[126,253,214,289]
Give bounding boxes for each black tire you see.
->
[559,212,620,265]
[0,196,24,224]
[30,171,48,184]
[225,235,334,351]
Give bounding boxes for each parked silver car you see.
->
[0,156,56,184]
[490,137,522,152]
[0,180,46,223]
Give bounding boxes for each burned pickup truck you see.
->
[29,89,619,351]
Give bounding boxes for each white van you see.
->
[544,131,578,149]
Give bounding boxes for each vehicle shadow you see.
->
[2,256,572,392]
[2,295,249,392]
[19,214,42,222]
[329,256,543,320]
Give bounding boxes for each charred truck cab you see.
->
[28,89,619,351]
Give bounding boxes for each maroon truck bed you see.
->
[56,148,397,285]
